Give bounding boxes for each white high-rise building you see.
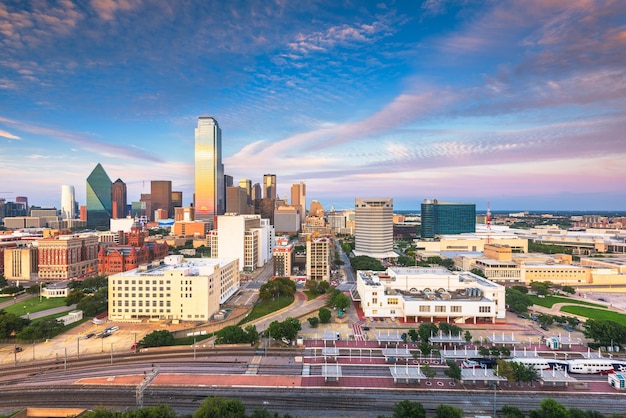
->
[61,185,76,220]
[210,214,274,272]
[354,198,397,259]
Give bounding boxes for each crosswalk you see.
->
[352,320,368,341]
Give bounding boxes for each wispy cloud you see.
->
[0,116,163,162]
[0,129,20,140]
[90,0,143,21]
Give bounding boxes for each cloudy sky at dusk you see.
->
[1,0,625,212]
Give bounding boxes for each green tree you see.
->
[530,281,552,296]
[259,277,296,301]
[501,405,525,418]
[583,319,626,347]
[440,258,455,270]
[470,268,487,278]
[17,318,63,341]
[418,322,438,342]
[435,404,464,418]
[216,326,251,344]
[392,400,426,418]
[538,313,554,327]
[464,330,472,343]
[266,317,301,342]
[562,286,576,294]
[511,285,529,294]
[566,316,580,328]
[76,288,108,317]
[489,346,501,357]
[0,273,7,288]
[318,308,331,323]
[307,317,319,327]
[329,291,351,311]
[407,329,419,342]
[478,346,490,357]
[244,324,259,344]
[444,360,462,382]
[193,396,246,418]
[505,287,533,313]
[141,330,175,347]
[66,289,86,306]
[350,255,384,271]
[0,311,30,338]
[529,398,570,418]
[420,363,436,379]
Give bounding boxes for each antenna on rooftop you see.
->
[486,201,492,245]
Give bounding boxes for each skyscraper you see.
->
[61,185,76,220]
[194,117,224,225]
[86,163,112,228]
[263,174,276,200]
[252,183,262,201]
[239,179,252,205]
[151,180,173,219]
[421,199,476,238]
[111,178,127,219]
[354,198,396,259]
[171,191,183,208]
[291,182,306,217]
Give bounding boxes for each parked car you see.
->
[598,298,607,302]
[84,333,95,339]
[14,346,23,353]
[362,326,370,331]
[540,325,549,331]
[562,326,574,332]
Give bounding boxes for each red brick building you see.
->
[97,242,169,275]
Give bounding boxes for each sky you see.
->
[1,0,625,212]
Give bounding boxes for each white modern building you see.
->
[61,185,76,220]
[108,255,239,322]
[354,198,397,259]
[355,267,505,323]
[210,214,274,272]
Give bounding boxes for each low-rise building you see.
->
[36,234,99,281]
[108,255,239,322]
[355,267,505,323]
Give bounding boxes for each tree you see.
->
[583,319,626,347]
[141,330,175,347]
[76,288,108,317]
[259,277,296,301]
[329,291,351,311]
[0,311,30,338]
[489,346,501,357]
[392,400,426,418]
[440,258,455,270]
[66,289,86,306]
[505,287,533,313]
[511,285,528,294]
[501,405,525,418]
[420,363,436,379]
[538,313,554,327]
[529,398,570,418]
[17,318,63,341]
[307,317,319,328]
[0,273,7,288]
[435,404,464,418]
[464,330,472,343]
[244,325,259,344]
[318,308,331,323]
[470,268,486,278]
[193,396,246,418]
[418,322,438,342]
[444,360,461,382]
[500,346,511,357]
[562,286,576,294]
[407,329,419,342]
[566,316,580,328]
[530,281,552,296]
[350,255,384,271]
[26,283,41,295]
[266,318,301,342]
[478,346,490,357]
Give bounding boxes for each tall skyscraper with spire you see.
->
[86,163,112,228]
[194,117,224,225]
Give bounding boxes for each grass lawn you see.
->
[304,290,323,301]
[528,295,604,309]
[2,296,68,316]
[238,294,295,325]
[560,305,626,323]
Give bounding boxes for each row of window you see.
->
[112,300,171,307]
[115,293,168,299]
[112,279,171,285]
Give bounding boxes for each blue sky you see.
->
[1,0,625,212]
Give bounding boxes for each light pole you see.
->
[77,336,81,359]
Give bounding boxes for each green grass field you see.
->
[238,294,295,325]
[2,296,68,316]
[560,305,626,324]
[528,295,604,309]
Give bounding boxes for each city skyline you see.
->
[1,1,625,211]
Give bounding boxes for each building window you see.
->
[387,298,398,305]
[435,306,446,312]
[372,298,378,304]
[419,306,430,312]
[479,306,491,313]
[451,306,462,313]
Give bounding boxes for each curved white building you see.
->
[61,185,75,220]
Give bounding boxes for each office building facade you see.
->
[354,198,396,259]
[421,199,476,238]
[151,180,173,219]
[111,178,127,219]
[290,182,306,218]
[263,174,276,200]
[86,163,112,228]
[194,117,224,225]
[37,234,99,280]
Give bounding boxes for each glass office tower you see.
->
[420,199,476,238]
[194,117,224,225]
[86,163,112,228]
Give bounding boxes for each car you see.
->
[540,325,549,331]
[101,332,112,338]
[562,326,574,332]
[362,326,370,331]
[599,298,607,302]
[84,333,95,339]
[14,346,23,353]
[517,314,528,319]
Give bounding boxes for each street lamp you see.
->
[493,382,497,418]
